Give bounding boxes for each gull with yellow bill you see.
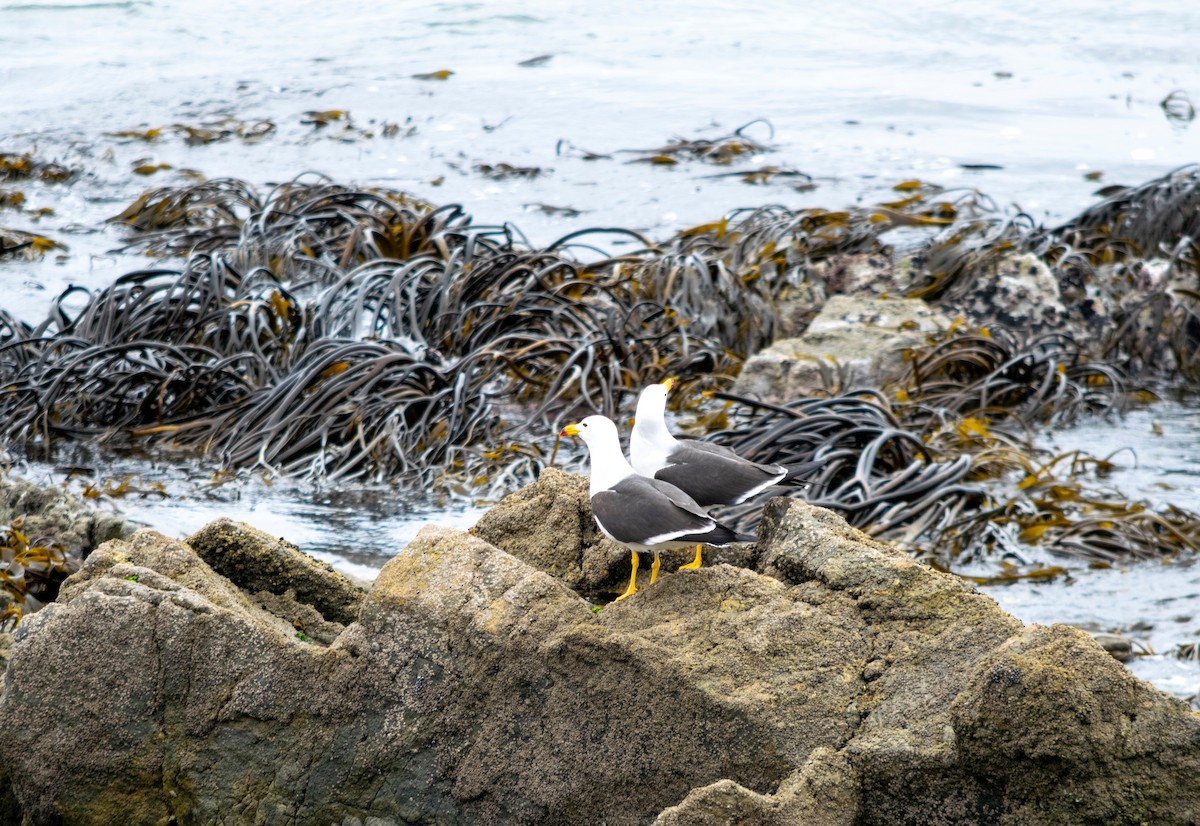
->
[560,414,753,602]
[629,377,820,570]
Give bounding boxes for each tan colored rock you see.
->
[951,624,1200,824]
[2,495,1199,825]
[470,466,627,590]
[734,295,952,402]
[187,517,365,626]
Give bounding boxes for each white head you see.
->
[560,414,634,493]
[635,377,673,425]
[630,378,677,474]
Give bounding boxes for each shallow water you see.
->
[963,404,1200,700]
[5,0,1199,322]
[3,1,1200,698]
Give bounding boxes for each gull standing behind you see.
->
[560,414,753,602]
[630,378,819,569]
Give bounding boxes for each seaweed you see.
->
[621,120,777,166]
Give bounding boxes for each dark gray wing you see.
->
[655,439,786,506]
[590,476,714,545]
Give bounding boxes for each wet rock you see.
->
[0,473,133,557]
[943,252,1068,335]
[735,295,952,402]
[2,495,1199,825]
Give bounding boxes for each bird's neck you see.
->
[587,433,636,495]
[631,403,677,474]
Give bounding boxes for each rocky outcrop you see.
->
[941,252,1068,335]
[1,476,1198,825]
[0,473,132,558]
[188,517,366,632]
[734,295,952,401]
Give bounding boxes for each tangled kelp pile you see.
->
[2,165,1200,579]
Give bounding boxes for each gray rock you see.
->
[734,295,952,402]
[0,473,133,558]
[2,494,1199,825]
[943,252,1068,335]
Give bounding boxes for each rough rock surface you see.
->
[473,467,756,597]
[188,517,366,629]
[735,294,952,402]
[776,253,919,338]
[2,485,1199,825]
[0,473,132,558]
[942,252,1068,335]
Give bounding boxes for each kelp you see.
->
[3,171,1198,567]
[621,120,777,166]
[702,389,982,549]
[901,330,1130,430]
[949,453,1200,564]
[1050,164,1200,270]
[153,339,497,485]
[107,119,277,146]
[110,176,459,281]
[3,179,740,485]
[0,151,76,184]
[0,339,255,445]
[0,227,63,259]
[0,520,75,628]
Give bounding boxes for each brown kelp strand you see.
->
[0,520,75,628]
[1096,284,1200,383]
[153,339,499,485]
[621,120,777,166]
[0,227,63,260]
[110,176,503,283]
[1050,164,1200,268]
[0,340,256,445]
[43,257,309,381]
[0,151,77,184]
[0,309,29,348]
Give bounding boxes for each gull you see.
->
[630,377,819,569]
[561,414,752,602]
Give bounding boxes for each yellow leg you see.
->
[649,553,661,585]
[613,551,640,602]
[678,544,703,571]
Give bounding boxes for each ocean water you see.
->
[3,0,1200,698]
